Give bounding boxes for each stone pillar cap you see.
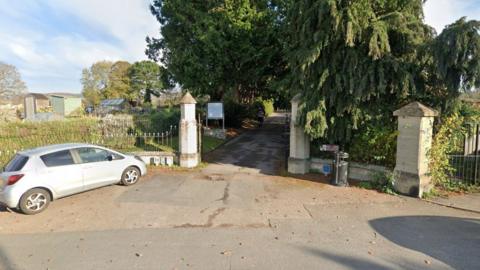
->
[291,94,302,103]
[393,102,438,117]
[180,92,197,104]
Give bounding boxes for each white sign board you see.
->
[320,144,339,152]
[207,102,224,119]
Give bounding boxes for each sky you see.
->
[0,0,479,94]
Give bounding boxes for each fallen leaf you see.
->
[220,250,232,256]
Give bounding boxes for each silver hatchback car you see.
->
[0,143,147,214]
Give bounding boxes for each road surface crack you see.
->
[303,204,313,219]
[174,207,226,228]
[216,182,231,204]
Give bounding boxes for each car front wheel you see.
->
[19,188,51,215]
[121,166,140,186]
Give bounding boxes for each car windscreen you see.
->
[4,154,29,172]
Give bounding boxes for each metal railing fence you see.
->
[448,155,480,185]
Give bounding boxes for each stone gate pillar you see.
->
[179,92,199,168]
[288,94,310,174]
[393,102,438,197]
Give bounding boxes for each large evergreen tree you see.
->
[128,60,170,104]
[147,0,291,102]
[285,0,480,145]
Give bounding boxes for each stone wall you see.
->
[309,158,388,182]
[348,162,389,182]
[204,128,226,139]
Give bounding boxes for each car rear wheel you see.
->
[19,188,51,215]
[121,167,140,186]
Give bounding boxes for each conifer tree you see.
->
[147,0,291,102]
[285,0,480,145]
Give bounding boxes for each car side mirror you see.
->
[107,155,114,161]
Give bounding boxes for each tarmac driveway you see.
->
[0,114,479,270]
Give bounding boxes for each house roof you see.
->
[25,93,49,100]
[101,98,126,106]
[49,93,82,99]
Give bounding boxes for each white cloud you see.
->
[3,0,477,93]
[0,0,160,93]
[424,0,480,33]
[47,0,159,61]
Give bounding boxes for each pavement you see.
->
[428,192,480,213]
[0,113,479,270]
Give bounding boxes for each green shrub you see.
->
[224,99,251,128]
[429,113,468,190]
[145,107,180,132]
[348,123,397,168]
[427,102,480,192]
[0,109,183,167]
[261,99,274,116]
[253,98,275,117]
[0,119,102,166]
[359,171,397,195]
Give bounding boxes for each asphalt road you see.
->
[1,114,479,270]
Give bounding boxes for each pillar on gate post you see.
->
[393,102,438,197]
[179,92,199,168]
[288,94,310,174]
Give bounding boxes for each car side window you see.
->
[77,148,110,163]
[109,152,125,160]
[41,150,75,167]
[4,154,29,172]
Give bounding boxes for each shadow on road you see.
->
[370,215,480,269]
[0,245,16,270]
[0,205,13,213]
[301,248,393,270]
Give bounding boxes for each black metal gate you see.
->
[448,123,480,185]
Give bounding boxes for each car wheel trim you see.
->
[25,193,47,211]
[125,169,139,184]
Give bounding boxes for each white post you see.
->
[179,92,199,168]
[288,94,310,174]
